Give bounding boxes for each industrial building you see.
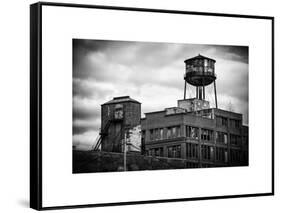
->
[141,104,248,168]
[92,54,248,169]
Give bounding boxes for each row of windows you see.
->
[147,126,244,145]
[201,146,242,163]
[230,149,241,163]
[186,143,199,159]
[149,126,181,141]
[148,126,212,141]
[216,116,241,129]
[216,116,228,126]
[148,145,242,163]
[201,145,213,160]
[216,147,228,162]
[167,145,181,158]
[149,128,164,141]
[230,119,241,128]
[148,145,182,158]
[201,129,213,141]
[167,126,181,139]
[216,132,228,144]
[230,134,242,146]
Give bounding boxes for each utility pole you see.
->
[123,137,127,172]
[123,125,134,172]
[123,128,132,171]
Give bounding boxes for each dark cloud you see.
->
[72,118,100,135]
[73,78,114,99]
[218,46,248,63]
[73,105,100,120]
[73,125,94,135]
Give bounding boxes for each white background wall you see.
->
[0,0,279,212]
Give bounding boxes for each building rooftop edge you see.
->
[143,107,244,117]
[144,110,165,115]
[101,96,141,105]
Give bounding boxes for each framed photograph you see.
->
[30,2,274,210]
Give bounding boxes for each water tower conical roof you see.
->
[184,54,216,63]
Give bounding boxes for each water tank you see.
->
[184,54,216,86]
[100,96,141,152]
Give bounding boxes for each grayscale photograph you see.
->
[72,39,249,173]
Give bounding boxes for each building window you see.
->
[216,116,228,127]
[172,126,181,138]
[155,129,160,140]
[167,145,181,158]
[149,128,164,141]
[186,143,199,159]
[186,126,199,139]
[154,147,164,157]
[215,147,228,163]
[230,134,241,146]
[167,126,180,139]
[159,128,164,140]
[201,129,213,141]
[230,149,241,163]
[149,129,154,141]
[172,127,177,137]
[167,128,171,139]
[230,119,241,129]
[216,132,228,144]
[201,145,214,160]
[242,136,248,148]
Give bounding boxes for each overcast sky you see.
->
[73,39,248,150]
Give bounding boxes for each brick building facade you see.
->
[141,103,248,168]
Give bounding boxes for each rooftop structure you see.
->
[93,96,141,153]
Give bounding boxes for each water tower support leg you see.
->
[184,81,187,99]
[203,86,205,99]
[214,81,218,108]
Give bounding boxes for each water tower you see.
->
[183,54,218,108]
[96,96,141,153]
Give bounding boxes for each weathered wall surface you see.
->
[73,150,188,173]
[127,125,141,152]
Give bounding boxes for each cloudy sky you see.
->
[73,39,248,150]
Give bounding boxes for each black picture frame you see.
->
[30,1,274,210]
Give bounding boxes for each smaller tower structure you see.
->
[183,54,218,109]
[100,96,141,153]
